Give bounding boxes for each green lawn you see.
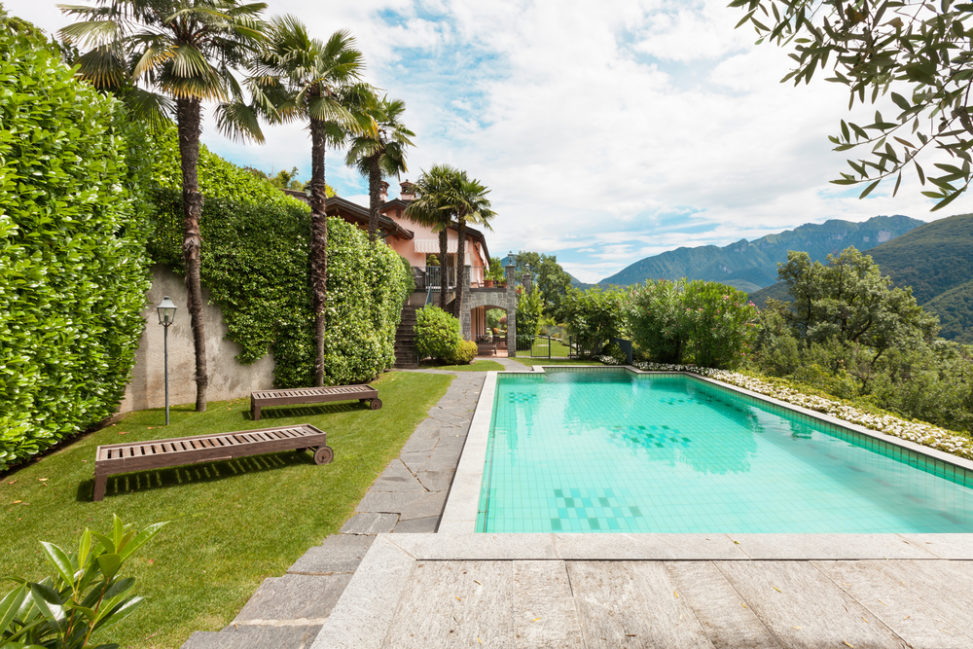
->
[419,359,506,372]
[0,371,451,649]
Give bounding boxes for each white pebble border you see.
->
[633,361,973,460]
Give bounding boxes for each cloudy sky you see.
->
[12,0,971,282]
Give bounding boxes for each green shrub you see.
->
[448,340,479,364]
[0,515,164,648]
[414,306,461,362]
[627,280,688,363]
[145,131,410,387]
[515,286,544,348]
[627,279,757,368]
[0,14,150,470]
[561,286,626,355]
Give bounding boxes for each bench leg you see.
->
[370,398,382,410]
[93,474,107,502]
[252,403,261,420]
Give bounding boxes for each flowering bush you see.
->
[634,362,973,459]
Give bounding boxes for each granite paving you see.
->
[180,371,485,649]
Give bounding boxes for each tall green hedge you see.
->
[145,131,411,387]
[0,14,150,470]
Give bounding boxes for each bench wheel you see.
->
[369,398,382,410]
[313,446,334,465]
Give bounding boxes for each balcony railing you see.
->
[419,265,475,290]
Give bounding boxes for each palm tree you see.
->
[452,173,495,321]
[346,95,415,242]
[252,16,369,386]
[60,0,268,412]
[406,165,459,311]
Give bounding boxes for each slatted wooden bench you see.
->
[250,384,381,420]
[93,424,333,501]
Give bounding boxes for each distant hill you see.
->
[598,215,923,291]
[569,273,593,289]
[751,213,973,342]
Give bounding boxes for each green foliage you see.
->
[627,280,689,363]
[513,251,572,318]
[486,257,506,283]
[0,515,164,648]
[776,248,938,356]
[0,15,150,470]
[486,308,505,331]
[683,281,759,368]
[628,280,758,368]
[414,306,462,362]
[733,0,973,209]
[750,213,973,342]
[447,340,479,365]
[516,286,544,348]
[145,130,410,387]
[561,287,626,355]
[750,247,973,431]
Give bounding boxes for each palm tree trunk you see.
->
[438,229,448,311]
[455,219,467,322]
[309,117,328,386]
[176,98,208,412]
[368,156,381,242]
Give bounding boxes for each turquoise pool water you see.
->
[476,369,973,533]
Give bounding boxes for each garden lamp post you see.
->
[157,296,177,425]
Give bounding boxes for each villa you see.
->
[287,181,518,356]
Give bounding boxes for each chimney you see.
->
[379,180,389,203]
[400,180,417,200]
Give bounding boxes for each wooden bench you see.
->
[250,384,381,420]
[93,424,333,501]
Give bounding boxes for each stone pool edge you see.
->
[436,364,973,557]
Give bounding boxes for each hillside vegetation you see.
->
[599,215,921,291]
[753,213,973,341]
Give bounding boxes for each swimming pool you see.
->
[476,369,973,533]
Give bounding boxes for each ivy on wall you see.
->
[0,14,150,470]
[145,130,412,388]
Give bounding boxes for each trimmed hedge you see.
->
[0,15,150,470]
[146,130,411,387]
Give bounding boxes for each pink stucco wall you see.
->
[383,206,489,285]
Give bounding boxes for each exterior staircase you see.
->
[394,304,419,368]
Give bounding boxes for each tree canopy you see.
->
[733,0,973,209]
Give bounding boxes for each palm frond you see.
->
[215,100,265,143]
[119,85,175,130]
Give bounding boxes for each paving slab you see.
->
[900,533,973,558]
[415,469,454,492]
[182,625,321,649]
[568,560,718,648]
[383,560,584,649]
[729,533,936,560]
[232,574,351,623]
[287,534,374,574]
[664,562,784,649]
[309,536,417,649]
[715,560,911,649]
[391,516,439,533]
[816,560,973,648]
[339,512,398,535]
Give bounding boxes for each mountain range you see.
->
[751,213,973,342]
[596,215,924,292]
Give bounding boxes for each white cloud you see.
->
[11,0,971,285]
